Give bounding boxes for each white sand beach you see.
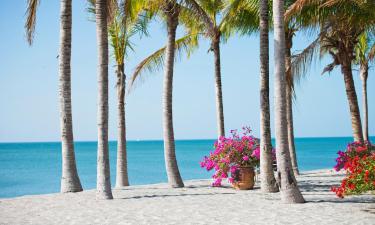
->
[0,169,374,225]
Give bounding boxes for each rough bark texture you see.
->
[285,33,299,176]
[96,0,113,200]
[115,64,129,187]
[259,0,278,193]
[341,60,364,143]
[163,2,184,188]
[212,36,225,137]
[273,0,304,203]
[59,0,83,193]
[360,62,369,143]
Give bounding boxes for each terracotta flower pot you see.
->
[232,166,255,190]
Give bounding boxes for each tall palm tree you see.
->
[95,0,114,199]
[88,0,148,188]
[25,0,83,193]
[355,33,374,144]
[110,3,130,188]
[273,0,305,203]
[182,0,231,137]
[287,0,375,143]
[130,1,259,139]
[284,25,299,176]
[259,0,279,193]
[161,0,185,188]
[129,0,185,188]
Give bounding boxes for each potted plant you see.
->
[200,127,274,190]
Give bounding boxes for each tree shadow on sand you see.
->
[298,180,375,204]
[117,192,235,200]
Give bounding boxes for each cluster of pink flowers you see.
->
[200,127,276,187]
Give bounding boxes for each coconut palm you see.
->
[129,0,185,188]
[259,0,279,193]
[355,33,375,144]
[25,0,83,193]
[287,0,375,143]
[284,25,300,176]
[131,0,253,138]
[160,0,185,188]
[95,0,114,199]
[89,0,149,188]
[273,0,305,203]
[183,0,228,137]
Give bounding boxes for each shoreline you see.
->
[1,169,374,225]
[0,168,334,200]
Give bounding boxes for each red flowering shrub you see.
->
[331,142,375,198]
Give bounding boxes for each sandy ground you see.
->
[0,169,374,225]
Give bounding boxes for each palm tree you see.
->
[110,1,149,188]
[259,0,279,193]
[25,0,83,193]
[161,0,185,188]
[287,0,375,143]
[355,33,374,144]
[129,0,185,188]
[182,0,231,137]
[110,4,130,188]
[285,25,299,176]
[88,0,148,188]
[95,0,114,199]
[273,0,305,203]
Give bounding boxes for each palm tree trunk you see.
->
[212,36,225,137]
[163,2,184,188]
[360,62,369,143]
[341,59,364,143]
[272,0,304,203]
[286,87,299,175]
[59,0,83,193]
[96,0,113,199]
[259,0,278,193]
[285,33,299,176]
[115,64,129,187]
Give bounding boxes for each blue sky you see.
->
[0,1,374,142]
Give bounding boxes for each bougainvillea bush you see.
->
[331,142,375,198]
[200,127,276,187]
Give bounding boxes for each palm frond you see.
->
[25,0,40,45]
[291,35,320,83]
[369,43,375,61]
[182,0,216,36]
[220,0,260,38]
[128,33,201,92]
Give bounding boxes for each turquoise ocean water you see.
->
[0,137,374,198]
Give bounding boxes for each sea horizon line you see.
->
[0,136,373,144]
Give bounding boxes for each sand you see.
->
[0,169,374,225]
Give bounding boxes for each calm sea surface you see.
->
[0,137,374,198]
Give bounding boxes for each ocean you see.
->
[0,137,373,198]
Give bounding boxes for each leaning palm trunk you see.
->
[163,2,184,188]
[96,0,113,199]
[341,59,364,143]
[59,0,83,193]
[285,34,299,176]
[360,62,369,143]
[212,36,225,137]
[259,0,278,193]
[115,64,129,187]
[273,0,304,203]
[286,87,299,176]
